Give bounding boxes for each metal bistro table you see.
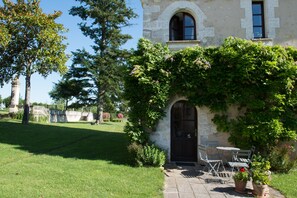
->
[216,146,240,164]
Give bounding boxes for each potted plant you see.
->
[233,167,250,193]
[250,155,271,198]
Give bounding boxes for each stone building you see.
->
[141,0,297,162]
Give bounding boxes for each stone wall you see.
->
[29,106,95,123]
[31,106,50,122]
[50,110,66,123]
[150,96,240,161]
[50,110,94,123]
[149,97,297,162]
[141,0,297,49]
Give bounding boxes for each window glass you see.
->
[170,12,196,41]
[184,15,194,26]
[252,2,264,38]
[184,35,194,40]
[184,28,195,40]
[253,27,263,38]
[253,15,262,26]
[252,4,262,15]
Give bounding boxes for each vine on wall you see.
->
[124,37,297,152]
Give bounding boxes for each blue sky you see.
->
[0,0,143,103]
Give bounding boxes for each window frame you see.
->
[169,12,196,41]
[252,1,265,39]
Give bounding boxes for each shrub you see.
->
[128,143,166,167]
[32,115,49,123]
[10,111,24,120]
[103,112,110,120]
[139,144,166,167]
[124,123,149,144]
[233,167,250,182]
[117,113,124,119]
[251,154,271,185]
[10,111,49,123]
[127,142,143,164]
[268,144,296,173]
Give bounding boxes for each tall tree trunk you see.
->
[9,76,20,114]
[22,73,31,124]
[65,100,68,111]
[95,94,103,124]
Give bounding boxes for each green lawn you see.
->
[0,110,8,115]
[0,120,164,198]
[271,170,297,198]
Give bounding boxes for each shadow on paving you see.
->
[0,121,132,165]
[164,164,284,198]
[212,187,254,197]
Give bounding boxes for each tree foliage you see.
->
[125,37,297,152]
[68,0,136,123]
[207,39,297,151]
[124,39,172,143]
[0,0,68,124]
[49,78,88,110]
[2,96,11,108]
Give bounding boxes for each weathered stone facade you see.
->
[142,0,297,48]
[141,0,297,161]
[150,97,230,160]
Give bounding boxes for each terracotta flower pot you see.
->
[234,180,247,194]
[252,182,270,198]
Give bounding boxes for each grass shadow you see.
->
[0,120,132,165]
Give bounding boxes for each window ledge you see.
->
[166,40,201,51]
[251,38,273,46]
[167,40,201,44]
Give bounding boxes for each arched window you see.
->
[170,12,196,41]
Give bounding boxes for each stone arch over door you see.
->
[171,100,197,161]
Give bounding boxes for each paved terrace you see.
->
[163,163,285,198]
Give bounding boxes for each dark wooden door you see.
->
[171,101,197,161]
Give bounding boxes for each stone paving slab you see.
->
[163,163,285,198]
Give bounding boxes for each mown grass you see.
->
[0,120,164,198]
[271,169,297,198]
[0,110,8,115]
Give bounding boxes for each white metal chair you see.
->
[198,145,225,177]
[228,161,249,175]
[228,146,255,176]
[232,146,255,164]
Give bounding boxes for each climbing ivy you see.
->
[124,37,297,152]
[124,38,172,144]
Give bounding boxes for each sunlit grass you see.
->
[0,120,164,198]
[0,110,8,115]
[271,169,297,198]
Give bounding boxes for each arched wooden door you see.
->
[171,101,197,161]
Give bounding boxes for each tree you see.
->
[0,21,13,86]
[69,0,136,124]
[49,78,88,110]
[0,0,68,124]
[2,96,11,108]
[0,94,2,106]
